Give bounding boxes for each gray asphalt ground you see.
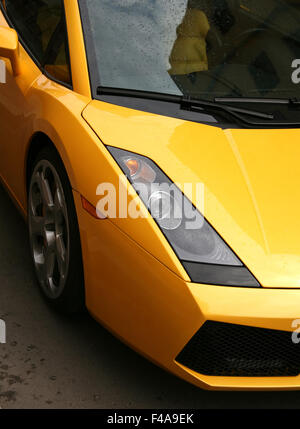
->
[1,183,300,409]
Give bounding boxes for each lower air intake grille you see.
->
[176,321,300,377]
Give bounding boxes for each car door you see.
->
[0,0,71,209]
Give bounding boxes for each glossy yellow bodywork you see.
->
[1,0,300,391]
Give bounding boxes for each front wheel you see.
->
[28,146,84,313]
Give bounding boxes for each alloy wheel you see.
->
[28,160,70,299]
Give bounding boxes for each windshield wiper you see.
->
[215,97,300,106]
[97,86,274,124]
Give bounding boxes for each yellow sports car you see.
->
[1,0,300,391]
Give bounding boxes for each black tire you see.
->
[27,145,85,314]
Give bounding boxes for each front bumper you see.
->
[74,191,300,390]
[175,283,300,390]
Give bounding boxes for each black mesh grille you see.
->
[176,321,300,377]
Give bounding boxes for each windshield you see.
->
[80,0,300,101]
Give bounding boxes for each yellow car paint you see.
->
[82,101,300,289]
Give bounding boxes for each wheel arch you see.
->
[26,132,54,190]
[25,131,76,197]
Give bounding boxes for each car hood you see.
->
[83,100,300,288]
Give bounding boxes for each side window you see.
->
[4,0,72,86]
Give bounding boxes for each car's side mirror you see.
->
[0,26,20,76]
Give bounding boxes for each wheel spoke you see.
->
[34,252,45,283]
[54,187,66,225]
[56,233,67,278]
[37,171,54,209]
[45,245,55,280]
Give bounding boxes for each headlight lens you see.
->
[107,146,260,287]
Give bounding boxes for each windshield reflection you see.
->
[81,0,300,100]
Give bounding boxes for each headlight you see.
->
[107,146,260,287]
